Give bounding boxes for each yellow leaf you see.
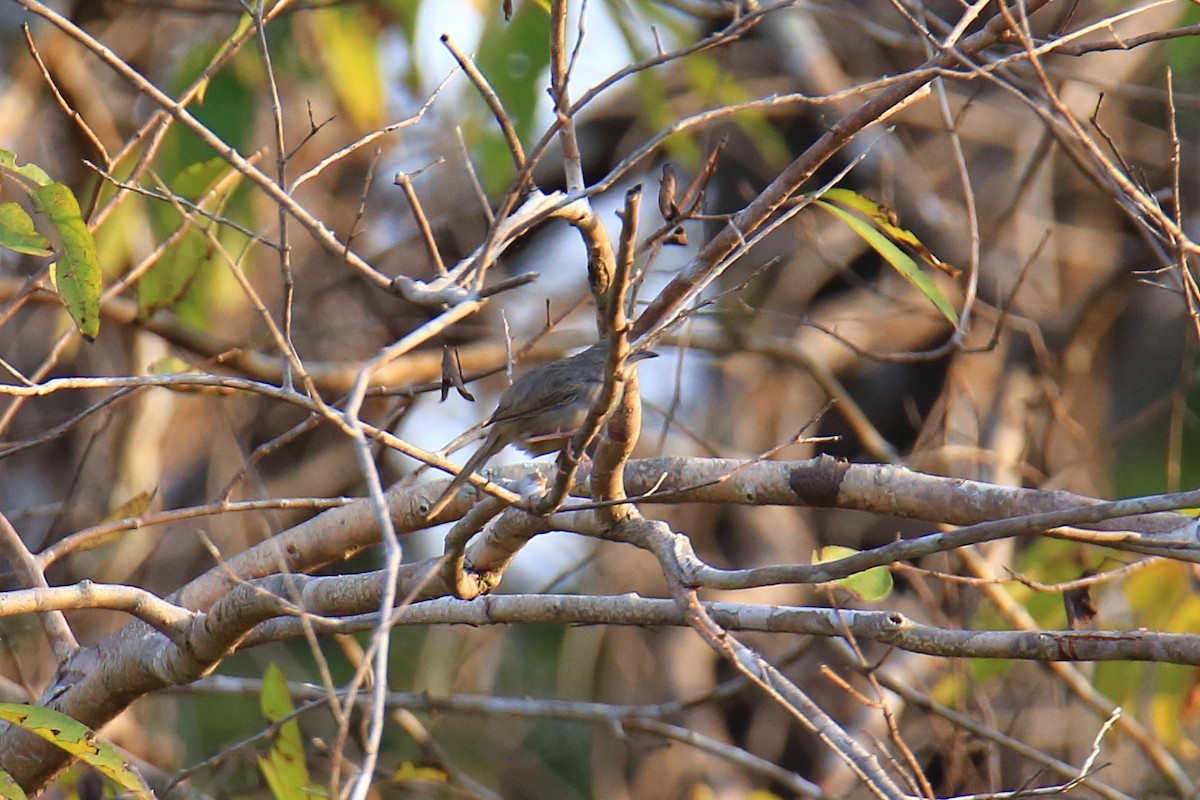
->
[0,704,151,799]
[305,7,385,130]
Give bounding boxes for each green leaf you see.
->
[815,199,957,325]
[306,5,385,130]
[474,0,551,191]
[821,188,959,277]
[139,236,210,319]
[0,704,151,799]
[258,664,311,800]
[0,149,54,188]
[813,545,894,602]
[164,42,255,170]
[0,202,52,257]
[0,151,102,337]
[138,158,241,318]
[194,12,253,105]
[0,768,26,800]
[32,183,102,340]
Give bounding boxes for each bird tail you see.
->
[425,432,502,521]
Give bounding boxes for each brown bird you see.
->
[426,343,657,519]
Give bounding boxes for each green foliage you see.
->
[138,157,243,319]
[606,4,700,168]
[107,35,262,331]
[1123,560,1200,753]
[1094,659,1143,711]
[1009,538,1087,629]
[523,720,593,796]
[0,149,102,340]
[491,625,594,791]
[965,549,1200,756]
[1125,560,1193,631]
[192,12,253,106]
[36,184,102,341]
[165,39,257,169]
[968,538,1085,684]
[304,5,386,130]
[473,1,552,193]
[683,54,788,167]
[89,176,143,282]
[0,149,54,185]
[1168,3,1200,80]
[815,188,958,325]
[813,545,894,601]
[496,624,567,696]
[475,0,551,138]
[258,663,320,800]
[0,202,52,257]
[1150,663,1200,756]
[0,704,151,799]
[0,768,26,800]
[1114,381,1200,498]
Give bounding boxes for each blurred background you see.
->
[1,0,1198,797]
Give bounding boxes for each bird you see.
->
[425,343,657,519]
